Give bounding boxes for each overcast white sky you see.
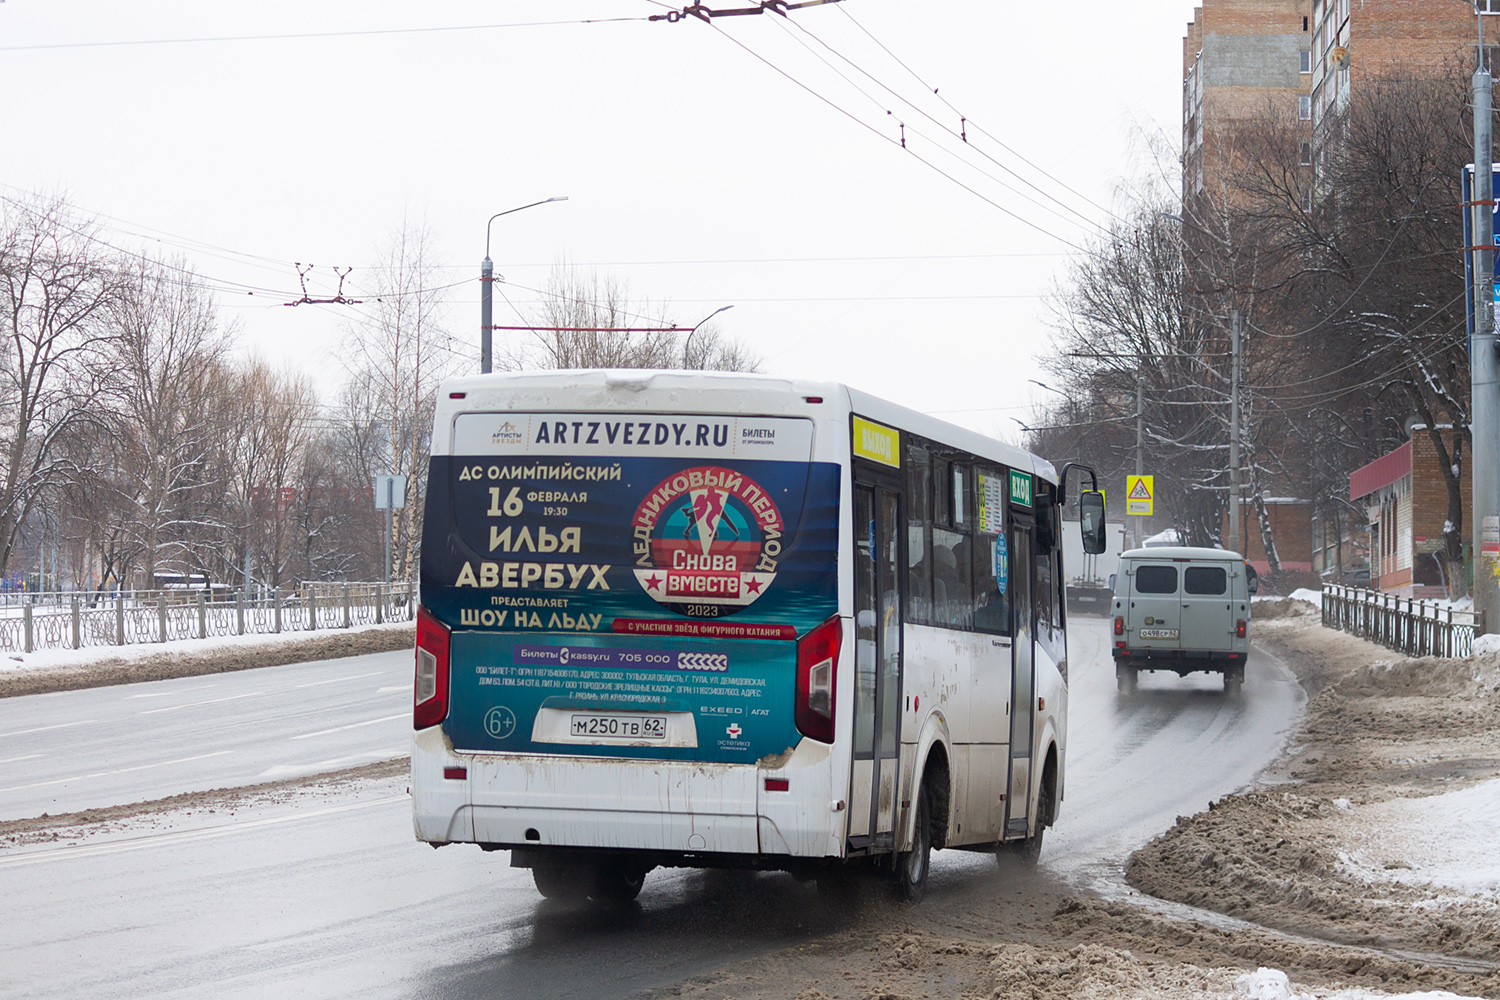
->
[0,1,1193,439]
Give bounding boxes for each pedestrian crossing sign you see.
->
[1126,475,1154,516]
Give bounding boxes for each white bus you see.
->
[412,371,1105,902]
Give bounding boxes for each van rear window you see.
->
[1134,566,1178,594]
[1184,566,1227,595]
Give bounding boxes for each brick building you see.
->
[1227,497,1314,577]
[1346,429,1472,598]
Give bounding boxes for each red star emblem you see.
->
[645,573,664,591]
[743,577,764,595]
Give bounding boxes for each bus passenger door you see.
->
[1005,524,1035,837]
[848,483,903,852]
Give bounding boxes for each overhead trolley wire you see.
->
[700,20,1091,254]
[834,5,1124,227]
[776,13,1110,235]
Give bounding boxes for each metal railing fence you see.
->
[1320,584,1480,658]
[0,583,414,655]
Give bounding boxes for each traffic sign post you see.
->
[374,475,408,585]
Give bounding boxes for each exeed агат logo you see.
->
[631,466,783,616]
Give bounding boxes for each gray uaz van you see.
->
[1109,546,1255,695]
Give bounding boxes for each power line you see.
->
[0,17,649,53]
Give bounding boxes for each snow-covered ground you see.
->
[1236,967,1484,1000]
[1334,778,1500,900]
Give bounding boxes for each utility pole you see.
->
[1472,19,1499,633]
[1227,308,1243,556]
[1134,372,1144,549]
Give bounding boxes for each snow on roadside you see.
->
[1334,778,1500,899]
[1235,967,1486,1000]
[1287,588,1323,606]
[0,620,414,675]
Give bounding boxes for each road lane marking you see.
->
[0,750,232,794]
[376,685,409,694]
[0,794,409,868]
[293,671,384,689]
[0,720,96,739]
[290,713,406,740]
[0,754,43,765]
[139,692,263,715]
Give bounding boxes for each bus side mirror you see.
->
[1079,490,1107,555]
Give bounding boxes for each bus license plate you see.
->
[1139,628,1178,639]
[569,714,668,740]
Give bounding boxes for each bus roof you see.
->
[434,369,1055,484]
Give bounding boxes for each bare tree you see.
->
[0,195,121,577]
[340,213,460,582]
[105,256,233,586]
[499,262,761,373]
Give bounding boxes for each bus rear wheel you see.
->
[893,783,932,903]
[1116,665,1137,695]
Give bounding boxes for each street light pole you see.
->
[481,196,568,374]
[1470,1,1499,630]
[682,305,734,367]
[1227,308,1242,556]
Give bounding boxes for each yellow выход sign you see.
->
[852,416,900,468]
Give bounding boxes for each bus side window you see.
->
[905,442,933,623]
[931,458,973,629]
[972,465,1011,635]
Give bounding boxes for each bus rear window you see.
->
[1133,566,1178,594]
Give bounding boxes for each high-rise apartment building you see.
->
[1183,0,1312,199]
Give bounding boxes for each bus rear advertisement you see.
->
[420,410,839,765]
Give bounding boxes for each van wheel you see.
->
[893,783,932,903]
[532,864,592,901]
[1223,670,1243,698]
[1116,665,1137,695]
[590,859,649,903]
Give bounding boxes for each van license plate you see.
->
[569,714,667,740]
[1139,628,1178,639]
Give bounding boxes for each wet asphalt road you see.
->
[0,616,1303,1000]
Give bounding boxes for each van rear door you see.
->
[1128,563,1181,648]
[1179,563,1233,652]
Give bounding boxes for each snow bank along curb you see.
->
[0,622,416,699]
[1127,600,1500,965]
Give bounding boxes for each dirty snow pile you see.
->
[1236,967,1485,1000]
[1334,778,1500,899]
[1472,632,1500,655]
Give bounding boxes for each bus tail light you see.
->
[414,605,451,730]
[1236,619,1247,639]
[795,616,842,743]
[1114,615,1124,636]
